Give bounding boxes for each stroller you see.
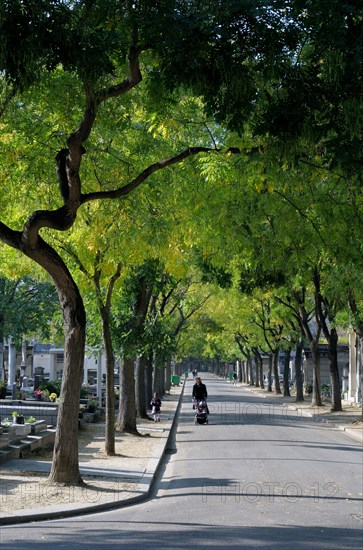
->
[193,398,209,425]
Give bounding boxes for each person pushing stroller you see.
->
[192,376,209,415]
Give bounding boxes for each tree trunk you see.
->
[273,349,282,394]
[48,279,86,485]
[165,355,171,392]
[136,354,148,419]
[0,336,4,381]
[248,357,254,385]
[116,356,138,434]
[267,354,273,392]
[259,356,264,390]
[237,360,242,383]
[328,328,342,412]
[255,355,260,387]
[152,353,163,395]
[283,348,291,397]
[101,309,115,455]
[116,271,152,432]
[295,294,323,407]
[295,339,304,402]
[313,271,342,412]
[161,365,166,394]
[252,349,262,388]
[310,340,323,407]
[93,260,120,455]
[23,244,87,486]
[145,353,153,413]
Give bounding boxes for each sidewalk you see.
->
[0,383,184,525]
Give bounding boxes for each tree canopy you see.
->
[0,0,362,484]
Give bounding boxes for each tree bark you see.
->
[294,291,322,407]
[145,353,153,412]
[165,355,171,392]
[273,349,282,394]
[310,339,322,407]
[16,240,87,486]
[283,348,291,397]
[116,355,137,434]
[100,308,116,455]
[117,271,153,433]
[327,328,342,412]
[136,354,148,419]
[47,269,86,484]
[312,267,341,410]
[295,339,305,402]
[267,354,273,392]
[248,357,254,385]
[258,355,264,390]
[152,353,163,395]
[255,354,260,387]
[237,360,242,383]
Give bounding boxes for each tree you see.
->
[312,266,342,411]
[0,276,60,379]
[61,242,121,454]
[113,260,156,434]
[0,3,230,483]
[1,0,361,485]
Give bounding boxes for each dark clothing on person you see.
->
[150,396,161,413]
[192,382,208,401]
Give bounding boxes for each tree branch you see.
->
[0,222,22,250]
[81,147,213,203]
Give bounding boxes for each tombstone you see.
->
[34,367,44,375]
[8,341,16,385]
[34,374,42,390]
[20,338,27,377]
[342,366,349,394]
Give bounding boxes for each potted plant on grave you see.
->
[12,411,25,424]
[1,418,12,431]
[42,389,50,401]
[87,399,99,413]
[34,388,44,401]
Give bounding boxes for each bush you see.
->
[39,379,61,396]
[0,380,6,399]
[80,386,89,399]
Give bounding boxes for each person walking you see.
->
[150,392,162,422]
[192,376,209,414]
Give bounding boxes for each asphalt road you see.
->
[1,374,362,549]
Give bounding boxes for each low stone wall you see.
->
[0,401,58,425]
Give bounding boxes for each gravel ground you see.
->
[0,388,182,518]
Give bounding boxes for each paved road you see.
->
[1,374,362,549]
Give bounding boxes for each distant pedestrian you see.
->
[150,392,161,422]
[232,371,237,385]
